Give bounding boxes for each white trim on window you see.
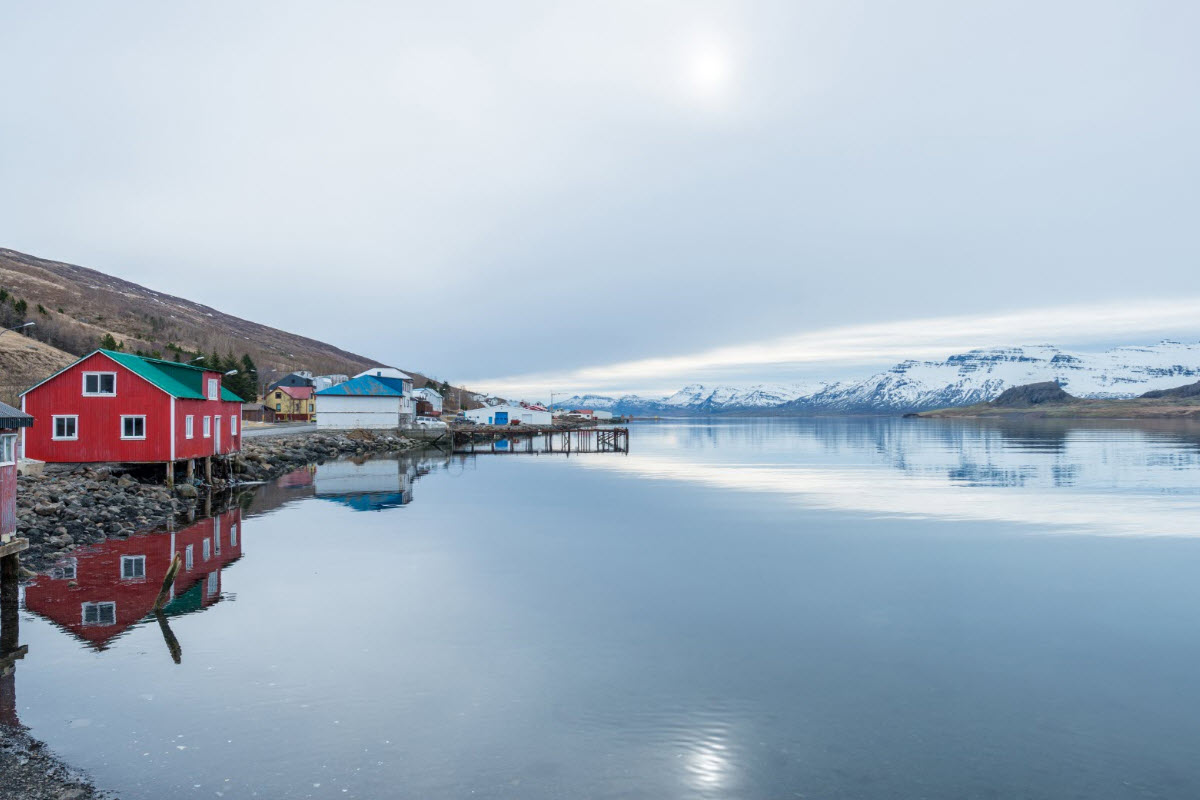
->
[0,433,16,466]
[120,555,146,580]
[185,415,194,439]
[203,416,211,438]
[230,414,238,436]
[81,601,116,626]
[51,415,78,441]
[230,523,238,547]
[82,371,117,396]
[120,415,146,440]
[207,378,219,401]
[185,544,194,571]
[202,537,211,561]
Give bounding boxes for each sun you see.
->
[684,39,734,105]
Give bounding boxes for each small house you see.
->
[263,385,314,421]
[20,350,243,466]
[241,403,276,424]
[411,387,444,415]
[267,372,315,391]
[315,374,415,430]
[1,401,33,543]
[462,404,551,426]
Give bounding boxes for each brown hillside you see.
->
[0,247,377,381]
[0,332,76,405]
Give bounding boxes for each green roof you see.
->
[100,350,244,402]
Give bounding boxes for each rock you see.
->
[176,484,198,498]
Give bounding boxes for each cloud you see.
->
[472,298,1200,398]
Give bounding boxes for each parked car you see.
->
[415,416,448,429]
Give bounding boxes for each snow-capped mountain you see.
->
[551,341,1200,415]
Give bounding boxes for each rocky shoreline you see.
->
[0,726,111,800]
[13,429,423,571]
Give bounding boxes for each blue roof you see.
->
[316,375,408,397]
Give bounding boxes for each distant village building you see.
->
[313,374,350,392]
[314,372,415,430]
[267,372,315,391]
[241,402,276,424]
[263,385,315,422]
[1,401,33,542]
[20,350,243,465]
[462,404,552,426]
[411,387,443,416]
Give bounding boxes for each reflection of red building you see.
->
[24,508,243,650]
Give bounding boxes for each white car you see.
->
[414,416,448,429]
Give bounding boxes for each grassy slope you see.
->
[0,332,76,405]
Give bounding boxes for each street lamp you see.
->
[224,369,238,376]
[187,355,204,363]
[1,321,35,336]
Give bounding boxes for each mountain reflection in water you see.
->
[578,418,1200,536]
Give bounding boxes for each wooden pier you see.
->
[453,427,629,456]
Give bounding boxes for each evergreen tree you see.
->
[100,333,119,350]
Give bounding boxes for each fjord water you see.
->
[10,418,1200,799]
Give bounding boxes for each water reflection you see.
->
[582,418,1200,536]
[23,507,244,654]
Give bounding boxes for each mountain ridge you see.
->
[551,341,1200,415]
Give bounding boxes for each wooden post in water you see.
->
[0,538,26,657]
[204,457,212,483]
[154,552,183,611]
[165,461,174,490]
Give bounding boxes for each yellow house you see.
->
[260,386,315,422]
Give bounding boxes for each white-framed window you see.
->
[205,571,219,598]
[203,416,211,438]
[230,524,238,547]
[120,415,146,440]
[230,415,238,435]
[82,601,116,626]
[51,558,77,580]
[0,433,15,466]
[185,544,194,571]
[82,372,116,396]
[202,537,211,561]
[52,415,78,440]
[185,415,194,439]
[120,555,146,580]
[207,378,219,401]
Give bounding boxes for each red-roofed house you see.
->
[264,385,315,422]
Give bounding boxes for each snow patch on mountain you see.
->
[552,340,1200,415]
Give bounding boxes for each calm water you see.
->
[7,418,1200,799]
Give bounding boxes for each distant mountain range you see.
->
[555,341,1200,415]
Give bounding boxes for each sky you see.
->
[2,1,1199,399]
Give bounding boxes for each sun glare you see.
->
[684,40,734,104]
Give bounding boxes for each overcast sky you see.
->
[2,1,1198,398]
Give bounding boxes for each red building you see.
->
[20,349,243,466]
[23,508,244,650]
[0,401,33,540]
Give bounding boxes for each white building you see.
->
[355,367,412,383]
[463,404,551,426]
[593,409,614,421]
[315,373,415,429]
[411,386,444,414]
[313,374,350,392]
